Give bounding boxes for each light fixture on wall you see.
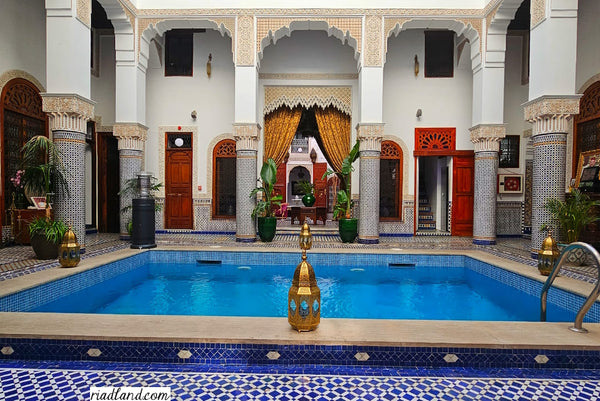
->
[206,53,212,77]
[191,110,197,120]
[414,55,419,76]
[416,108,422,119]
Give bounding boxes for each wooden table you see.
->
[11,208,51,244]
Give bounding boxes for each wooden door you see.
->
[97,132,120,232]
[451,153,474,236]
[274,162,287,203]
[313,163,328,208]
[165,135,193,229]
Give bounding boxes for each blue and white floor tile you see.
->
[1,365,600,400]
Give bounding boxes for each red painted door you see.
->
[166,148,193,229]
[274,162,287,203]
[313,163,328,208]
[451,154,474,236]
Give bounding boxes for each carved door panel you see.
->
[451,154,474,236]
[165,133,193,229]
[313,163,328,208]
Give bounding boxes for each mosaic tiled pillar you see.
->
[524,96,580,257]
[470,125,505,245]
[234,123,260,242]
[114,124,148,240]
[41,94,95,249]
[357,124,384,244]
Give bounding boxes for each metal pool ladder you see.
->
[540,242,600,333]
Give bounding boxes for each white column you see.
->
[234,15,260,242]
[356,15,385,244]
[526,0,580,256]
[44,0,93,247]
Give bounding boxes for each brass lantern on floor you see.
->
[59,226,81,268]
[538,231,559,276]
[288,222,320,331]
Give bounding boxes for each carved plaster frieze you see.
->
[531,0,546,28]
[524,96,581,136]
[0,70,45,95]
[233,123,261,151]
[469,124,505,152]
[264,86,352,116]
[135,8,481,17]
[237,15,255,66]
[41,94,95,133]
[364,15,383,67]
[259,73,358,80]
[77,0,91,29]
[114,123,148,151]
[256,17,362,56]
[356,123,384,152]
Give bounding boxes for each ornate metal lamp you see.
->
[538,231,559,276]
[59,226,80,268]
[288,222,321,331]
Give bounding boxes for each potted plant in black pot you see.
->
[544,188,600,264]
[322,140,360,243]
[250,158,282,242]
[298,180,315,207]
[21,135,70,259]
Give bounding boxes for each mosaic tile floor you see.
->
[1,362,600,401]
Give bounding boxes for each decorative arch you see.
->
[573,80,600,175]
[383,134,411,201]
[380,140,404,221]
[212,138,236,218]
[1,77,48,225]
[264,86,352,116]
[257,18,361,62]
[385,18,481,71]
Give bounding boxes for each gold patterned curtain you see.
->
[263,106,302,165]
[314,106,351,172]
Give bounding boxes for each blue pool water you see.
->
[30,259,577,322]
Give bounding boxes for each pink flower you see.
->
[10,170,24,189]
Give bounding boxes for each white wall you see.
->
[500,34,529,202]
[384,29,474,197]
[145,29,235,195]
[576,0,600,91]
[91,34,116,125]
[0,0,46,87]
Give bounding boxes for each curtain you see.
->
[314,106,351,173]
[263,106,302,165]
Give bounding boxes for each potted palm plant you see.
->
[250,158,282,242]
[298,180,315,207]
[544,188,600,264]
[322,140,360,243]
[21,135,70,259]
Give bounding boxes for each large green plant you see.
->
[29,217,68,244]
[21,135,69,201]
[544,188,600,243]
[250,158,282,218]
[322,140,360,219]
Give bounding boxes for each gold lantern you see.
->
[538,232,559,276]
[288,222,320,331]
[59,226,81,268]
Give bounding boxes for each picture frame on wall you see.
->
[498,174,523,194]
[575,149,600,192]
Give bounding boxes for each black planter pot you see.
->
[257,216,277,242]
[30,233,59,260]
[302,193,316,207]
[339,218,358,243]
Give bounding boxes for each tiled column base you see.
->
[473,151,498,245]
[236,150,257,242]
[53,130,86,249]
[531,133,566,257]
[119,149,143,240]
[358,150,380,244]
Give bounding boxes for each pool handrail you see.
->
[540,241,600,333]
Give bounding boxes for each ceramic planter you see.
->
[30,233,59,260]
[302,193,316,207]
[338,218,358,243]
[257,216,277,242]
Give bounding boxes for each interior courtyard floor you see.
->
[0,230,599,400]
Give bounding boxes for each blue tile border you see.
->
[1,337,600,370]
